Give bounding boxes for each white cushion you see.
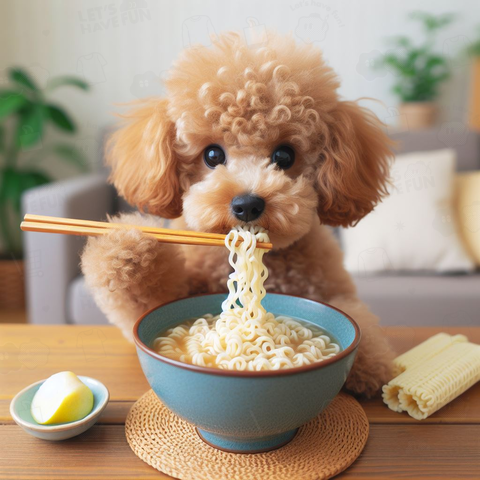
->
[341,149,475,274]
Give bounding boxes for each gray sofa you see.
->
[22,129,480,327]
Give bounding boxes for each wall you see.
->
[0,0,479,175]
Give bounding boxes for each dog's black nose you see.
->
[231,194,265,222]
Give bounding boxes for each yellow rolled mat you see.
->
[383,333,480,420]
[392,332,468,376]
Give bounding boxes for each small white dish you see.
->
[10,375,109,441]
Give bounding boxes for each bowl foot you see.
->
[196,427,298,453]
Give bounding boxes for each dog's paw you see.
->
[81,227,164,293]
[344,347,395,398]
[80,214,188,341]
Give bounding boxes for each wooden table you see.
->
[1,325,479,479]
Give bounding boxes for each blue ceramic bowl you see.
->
[10,376,109,441]
[134,293,360,453]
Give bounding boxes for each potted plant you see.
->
[0,68,89,309]
[377,12,454,130]
[466,27,480,131]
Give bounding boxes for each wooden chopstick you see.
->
[20,221,229,247]
[23,213,226,240]
[20,215,273,250]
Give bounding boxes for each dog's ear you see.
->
[316,101,392,227]
[106,98,183,218]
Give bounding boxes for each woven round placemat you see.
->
[125,390,369,480]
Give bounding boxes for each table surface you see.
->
[0,324,479,479]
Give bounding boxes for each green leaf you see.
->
[0,125,4,152]
[390,36,411,49]
[425,55,447,68]
[9,68,38,92]
[0,167,51,211]
[0,167,51,259]
[16,104,44,148]
[52,144,89,172]
[410,11,454,32]
[0,168,19,254]
[0,167,22,213]
[46,104,76,133]
[46,76,89,91]
[0,91,27,120]
[19,169,52,195]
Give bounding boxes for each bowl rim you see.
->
[133,292,361,377]
[9,375,110,432]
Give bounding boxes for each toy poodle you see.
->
[81,32,396,397]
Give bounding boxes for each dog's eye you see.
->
[271,145,295,170]
[204,145,226,169]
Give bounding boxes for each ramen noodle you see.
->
[153,226,341,371]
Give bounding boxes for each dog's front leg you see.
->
[81,213,188,342]
[328,295,396,398]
